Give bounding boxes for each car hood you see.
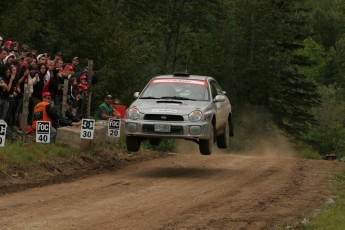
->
[131,99,210,115]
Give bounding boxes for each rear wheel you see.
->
[199,123,214,155]
[126,136,141,152]
[217,120,230,148]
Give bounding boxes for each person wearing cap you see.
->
[79,75,88,86]
[3,54,15,64]
[71,56,81,74]
[4,41,12,50]
[32,92,58,139]
[37,53,48,65]
[96,95,115,120]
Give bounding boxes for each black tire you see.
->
[199,123,214,155]
[126,136,141,152]
[217,120,230,148]
[149,138,161,146]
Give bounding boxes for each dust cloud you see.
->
[242,132,297,158]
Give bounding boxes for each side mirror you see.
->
[134,92,140,98]
[214,95,226,102]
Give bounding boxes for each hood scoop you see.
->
[156,100,182,104]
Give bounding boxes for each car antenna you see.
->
[185,53,189,73]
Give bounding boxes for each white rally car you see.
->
[124,72,233,155]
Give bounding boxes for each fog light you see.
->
[189,125,201,135]
[126,123,137,133]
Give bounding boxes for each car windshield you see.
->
[140,79,210,101]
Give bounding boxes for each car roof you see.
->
[154,73,211,81]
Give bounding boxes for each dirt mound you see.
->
[0,150,170,195]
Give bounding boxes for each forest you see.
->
[1,0,344,157]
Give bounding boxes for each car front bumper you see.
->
[124,119,212,140]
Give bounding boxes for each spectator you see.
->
[37,53,48,65]
[5,64,18,133]
[52,51,62,65]
[55,100,81,127]
[0,36,3,47]
[112,98,122,119]
[4,41,12,50]
[32,92,58,139]
[14,52,34,132]
[68,77,78,115]
[71,56,81,76]
[11,41,20,58]
[79,75,88,86]
[0,47,9,75]
[76,83,88,119]
[0,64,15,120]
[3,53,15,64]
[96,94,114,120]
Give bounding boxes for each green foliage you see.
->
[304,168,345,230]
[142,139,175,152]
[304,85,345,158]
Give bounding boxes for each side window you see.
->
[210,81,218,99]
[210,80,223,99]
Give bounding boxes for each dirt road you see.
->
[0,152,342,230]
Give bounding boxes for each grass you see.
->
[303,168,345,230]
[0,141,79,177]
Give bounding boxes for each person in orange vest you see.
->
[32,92,58,139]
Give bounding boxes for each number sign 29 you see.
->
[80,119,95,139]
[108,118,121,137]
[0,123,7,147]
[36,121,51,143]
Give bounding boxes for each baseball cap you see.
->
[5,40,12,46]
[105,94,112,99]
[42,92,51,97]
[80,75,87,80]
[65,65,73,71]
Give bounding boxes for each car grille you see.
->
[144,114,184,121]
[142,124,184,135]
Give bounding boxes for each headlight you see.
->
[128,107,140,120]
[189,110,203,122]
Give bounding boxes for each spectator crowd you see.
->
[0,36,98,140]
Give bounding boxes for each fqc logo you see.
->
[36,121,51,143]
[80,119,95,139]
[108,118,121,137]
[0,123,7,147]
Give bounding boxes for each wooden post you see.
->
[21,83,30,140]
[62,79,69,118]
[87,60,93,118]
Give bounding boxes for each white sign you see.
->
[36,121,51,143]
[108,118,121,137]
[80,119,95,139]
[0,122,7,147]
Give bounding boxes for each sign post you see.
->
[35,121,51,143]
[108,118,121,137]
[80,119,95,139]
[0,121,7,147]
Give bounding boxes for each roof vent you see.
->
[173,72,190,77]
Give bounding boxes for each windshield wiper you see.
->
[140,96,159,99]
[161,96,196,101]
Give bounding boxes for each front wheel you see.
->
[126,136,141,152]
[199,123,214,155]
[217,120,230,148]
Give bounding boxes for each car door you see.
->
[210,80,229,129]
